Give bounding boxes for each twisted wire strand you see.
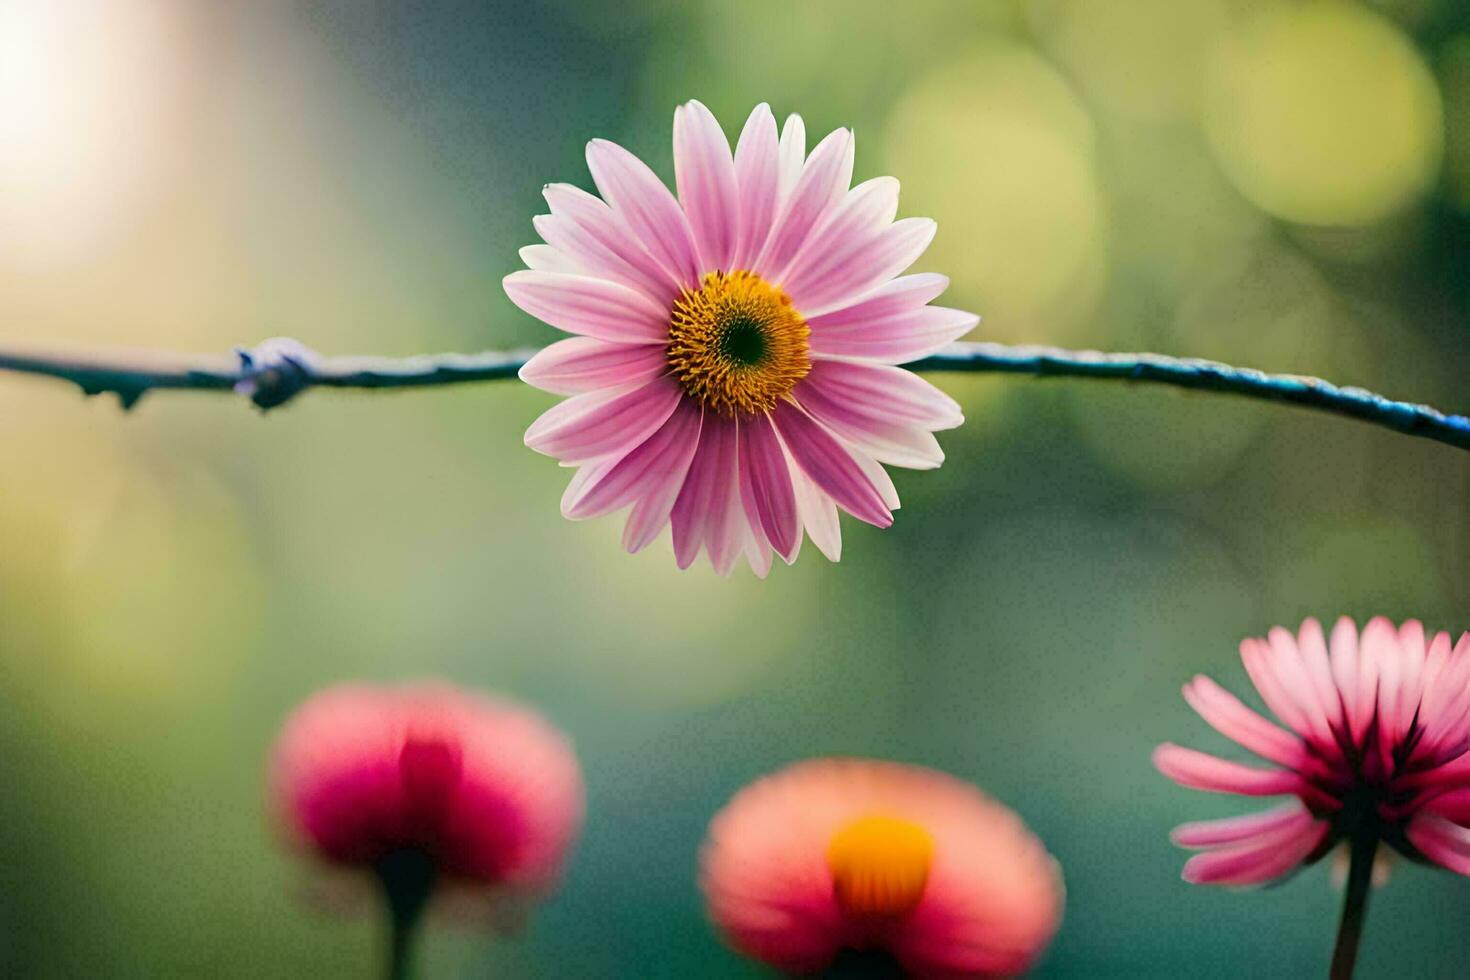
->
[909,343,1470,450]
[1,338,1467,452]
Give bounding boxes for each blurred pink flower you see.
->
[505,100,974,575]
[700,758,1062,978]
[269,682,583,927]
[1155,617,1470,885]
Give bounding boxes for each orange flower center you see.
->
[667,270,810,417]
[825,814,935,920]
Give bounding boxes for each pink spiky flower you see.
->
[1155,617,1470,978]
[269,683,583,976]
[700,758,1063,978]
[505,100,974,575]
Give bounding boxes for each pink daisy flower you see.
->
[269,682,583,973]
[1155,617,1470,977]
[700,758,1063,978]
[505,100,974,575]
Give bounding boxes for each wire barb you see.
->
[0,338,1467,452]
[235,338,321,410]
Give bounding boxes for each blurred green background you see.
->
[2,0,1470,976]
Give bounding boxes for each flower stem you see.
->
[386,909,416,980]
[1330,833,1377,980]
[376,849,437,980]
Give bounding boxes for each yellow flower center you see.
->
[825,814,935,920]
[667,270,810,417]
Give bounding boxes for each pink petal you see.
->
[1399,750,1470,794]
[738,414,800,562]
[1380,618,1426,745]
[1329,616,1377,748]
[670,415,742,573]
[741,519,775,578]
[811,271,950,324]
[1239,639,1312,740]
[787,217,937,319]
[781,511,803,565]
[524,377,682,463]
[1171,802,1315,848]
[852,450,901,511]
[755,127,853,282]
[776,114,806,207]
[778,176,898,301]
[560,457,615,517]
[518,243,581,273]
[519,337,668,395]
[1416,631,1457,732]
[561,400,702,522]
[730,103,780,271]
[1406,814,1470,876]
[794,360,962,431]
[1370,620,1417,752]
[1294,618,1346,741]
[841,425,943,472]
[793,373,946,470]
[673,100,738,275]
[503,270,669,344]
[806,273,973,362]
[1180,818,1329,885]
[1416,633,1470,762]
[803,407,944,470]
[1181,676,1312,770]
[1152,744,1305,797]
[810,305,977,363]
[1423,788,1470,824]
[586,138,701,288]
[624,492,680,553]
[539,184,679,305]
[1263,626,1337,751]
[771,403,892,528]
[790,465,841,562]
[622,405,705,552]
[1397,621,1429,729]
[1364,617,1406,774]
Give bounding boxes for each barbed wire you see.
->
[1,337,1467,452]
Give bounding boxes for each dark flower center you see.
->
[823,948,907,980]
[666,270,810,416]
[717,316,770,367]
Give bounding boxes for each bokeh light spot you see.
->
[0,0,190,267]
[883,39,1106,343]
[1204,2,1443,227]
[1439,34,1470,213]
[1030,0,1229,122]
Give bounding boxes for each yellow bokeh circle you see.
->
[1204,2,1443,227]
[883,38,1106,343]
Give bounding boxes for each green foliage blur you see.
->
[3,0,1470,976]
